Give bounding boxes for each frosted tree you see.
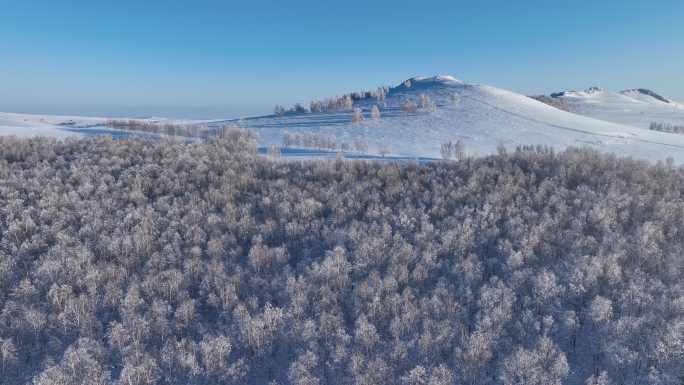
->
[586,371,612,385]
[440,142,452,160]
[310,100,324,113]
[419,94,430,109]
[449,92,460,105]
[355,315,379,354]
[352,108,364,123]
[268,145,282,158]
[440,140,465,160]
[282,132,293,147]
[428,365,454,385]
[288,351,320,385]
[402,99,417,113]
[401,366,428,385]
[293,103,308,114]
[376,87,387,101]
[33,339,111,385]
[500,337,569,385]
[119,352,160,385]
[454,139,465,160]
[590,296,613,324]
[371,105,381,119]
[0,133,682,385]
[343,95,354,110]
[0,339,16,376]
[649,121,684,133]
[200,335,233,375]
[354,140,369,153]
[420,94,437,112]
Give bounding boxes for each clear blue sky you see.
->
[1,0,682,119]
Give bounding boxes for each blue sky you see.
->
[0,0,682,118]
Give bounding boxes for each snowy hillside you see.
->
[548,87,684,129]
[222,76,684,163]
[3,76,684,164]
[0,112,106,138]
[0,112,208,139]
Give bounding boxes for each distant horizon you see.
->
[1,0,682,119]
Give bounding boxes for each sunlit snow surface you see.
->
[0,112,104,139]
[0,113,202,139]
[552,87,684,129]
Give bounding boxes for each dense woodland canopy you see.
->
[0,133,682,385]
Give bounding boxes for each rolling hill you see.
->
[218,76,684,162]
[3,75,684,163]
[547,86,684,129]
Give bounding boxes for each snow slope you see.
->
[219,76,684,163]
[549,87,684,129]
[0,112,211,139]
[0,112,107,138]
[3,76,684,164]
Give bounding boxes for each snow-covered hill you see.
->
[221,76,684,163]
[3,76,684,163]
[548,87,684,129]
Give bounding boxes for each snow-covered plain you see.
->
[3,75,684,163]
[548,86,684,129]
[0,112,107,138]
[0,113,212,139]
[215,76,684,163]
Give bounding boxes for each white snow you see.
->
[0,112,213,139]
[0,112,107,138]
[222,76,684,163]
[3,76,684,164]
[551,87,684,129]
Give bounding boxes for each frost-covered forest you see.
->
[0,133,682,385]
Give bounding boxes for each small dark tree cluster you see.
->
[274,105,286,117]
[281,132,369,154]
[419,94,437,112]
[401,99,418,113]
[275,104,310,116]
[351,108,364,123]
[278,87,390,116]
[649,121,684,134]
[529,95,571,112]
[0,134,681,385]
[282,132,338,151]
[104,120,203,138]
[439,140,465,161]
[308,96,352,113]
